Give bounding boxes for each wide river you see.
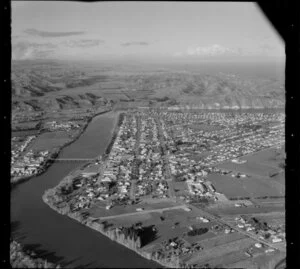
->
[11,113,159,268]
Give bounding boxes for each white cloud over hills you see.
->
[186,44,240,56]
[12,41,57,60]
[173,43,284,59]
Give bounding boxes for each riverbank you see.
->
[10,240,60,268]
[11,110,112,187]
[43,188,175,268]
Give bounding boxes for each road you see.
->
[154,116,175,199]
[92,204,187,221]
[49,158,95,162]
[130,114,142,200]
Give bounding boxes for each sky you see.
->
[12,1,285,62]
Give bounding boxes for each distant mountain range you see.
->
[11,60,285,112]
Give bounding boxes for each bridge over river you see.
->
[49,156,102,163]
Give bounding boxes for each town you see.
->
[43,109,285,268]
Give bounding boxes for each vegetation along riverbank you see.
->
[10,240,61,268]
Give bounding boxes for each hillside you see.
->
[11,60,285,113]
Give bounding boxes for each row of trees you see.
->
[247,217,269,231]
[151,250,181,268]
[89,222,158,251]
[98,224,142,250]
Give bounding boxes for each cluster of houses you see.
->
[97,114,138,204]
[157,237,203,259]
[11,135,51,179]
[69,173,100,211]
[44,120,80,131]
[186,180,216,197]
[11,135,36,165]
[11,149,50,178]
[146,111,284,197]
[63,110,284,213]
[234,216,285,244]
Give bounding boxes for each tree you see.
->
[136,237,141,249]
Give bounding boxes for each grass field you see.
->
[254,197,285,205]
[184,231,216,244]
[187,237,256,265]
[207,173,283,199]
[225,258,257,269]
[226,249,283,269]
[199,232,246,249]
[249,212,285,227]
[173,181,188,196]
[217,160,280,177]
[204,250,249,268]
[242,147,285,169]
[208,205,285,216]
[12,130,40,137]
[207,173,251,198]
[88,199,179,218]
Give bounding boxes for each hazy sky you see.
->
[12,1,285,62]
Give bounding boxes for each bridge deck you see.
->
[49,158,100,162]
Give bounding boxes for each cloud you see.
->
[121,41,149,47]
[186,44,240,57]
[63,39,105,48]
[259,44,276,52]
[24,28,85,37]
[176,44,281,59]
[12,41,57,60]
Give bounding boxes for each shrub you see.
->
[187,227,208,236]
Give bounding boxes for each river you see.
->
[11,113,159,268]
